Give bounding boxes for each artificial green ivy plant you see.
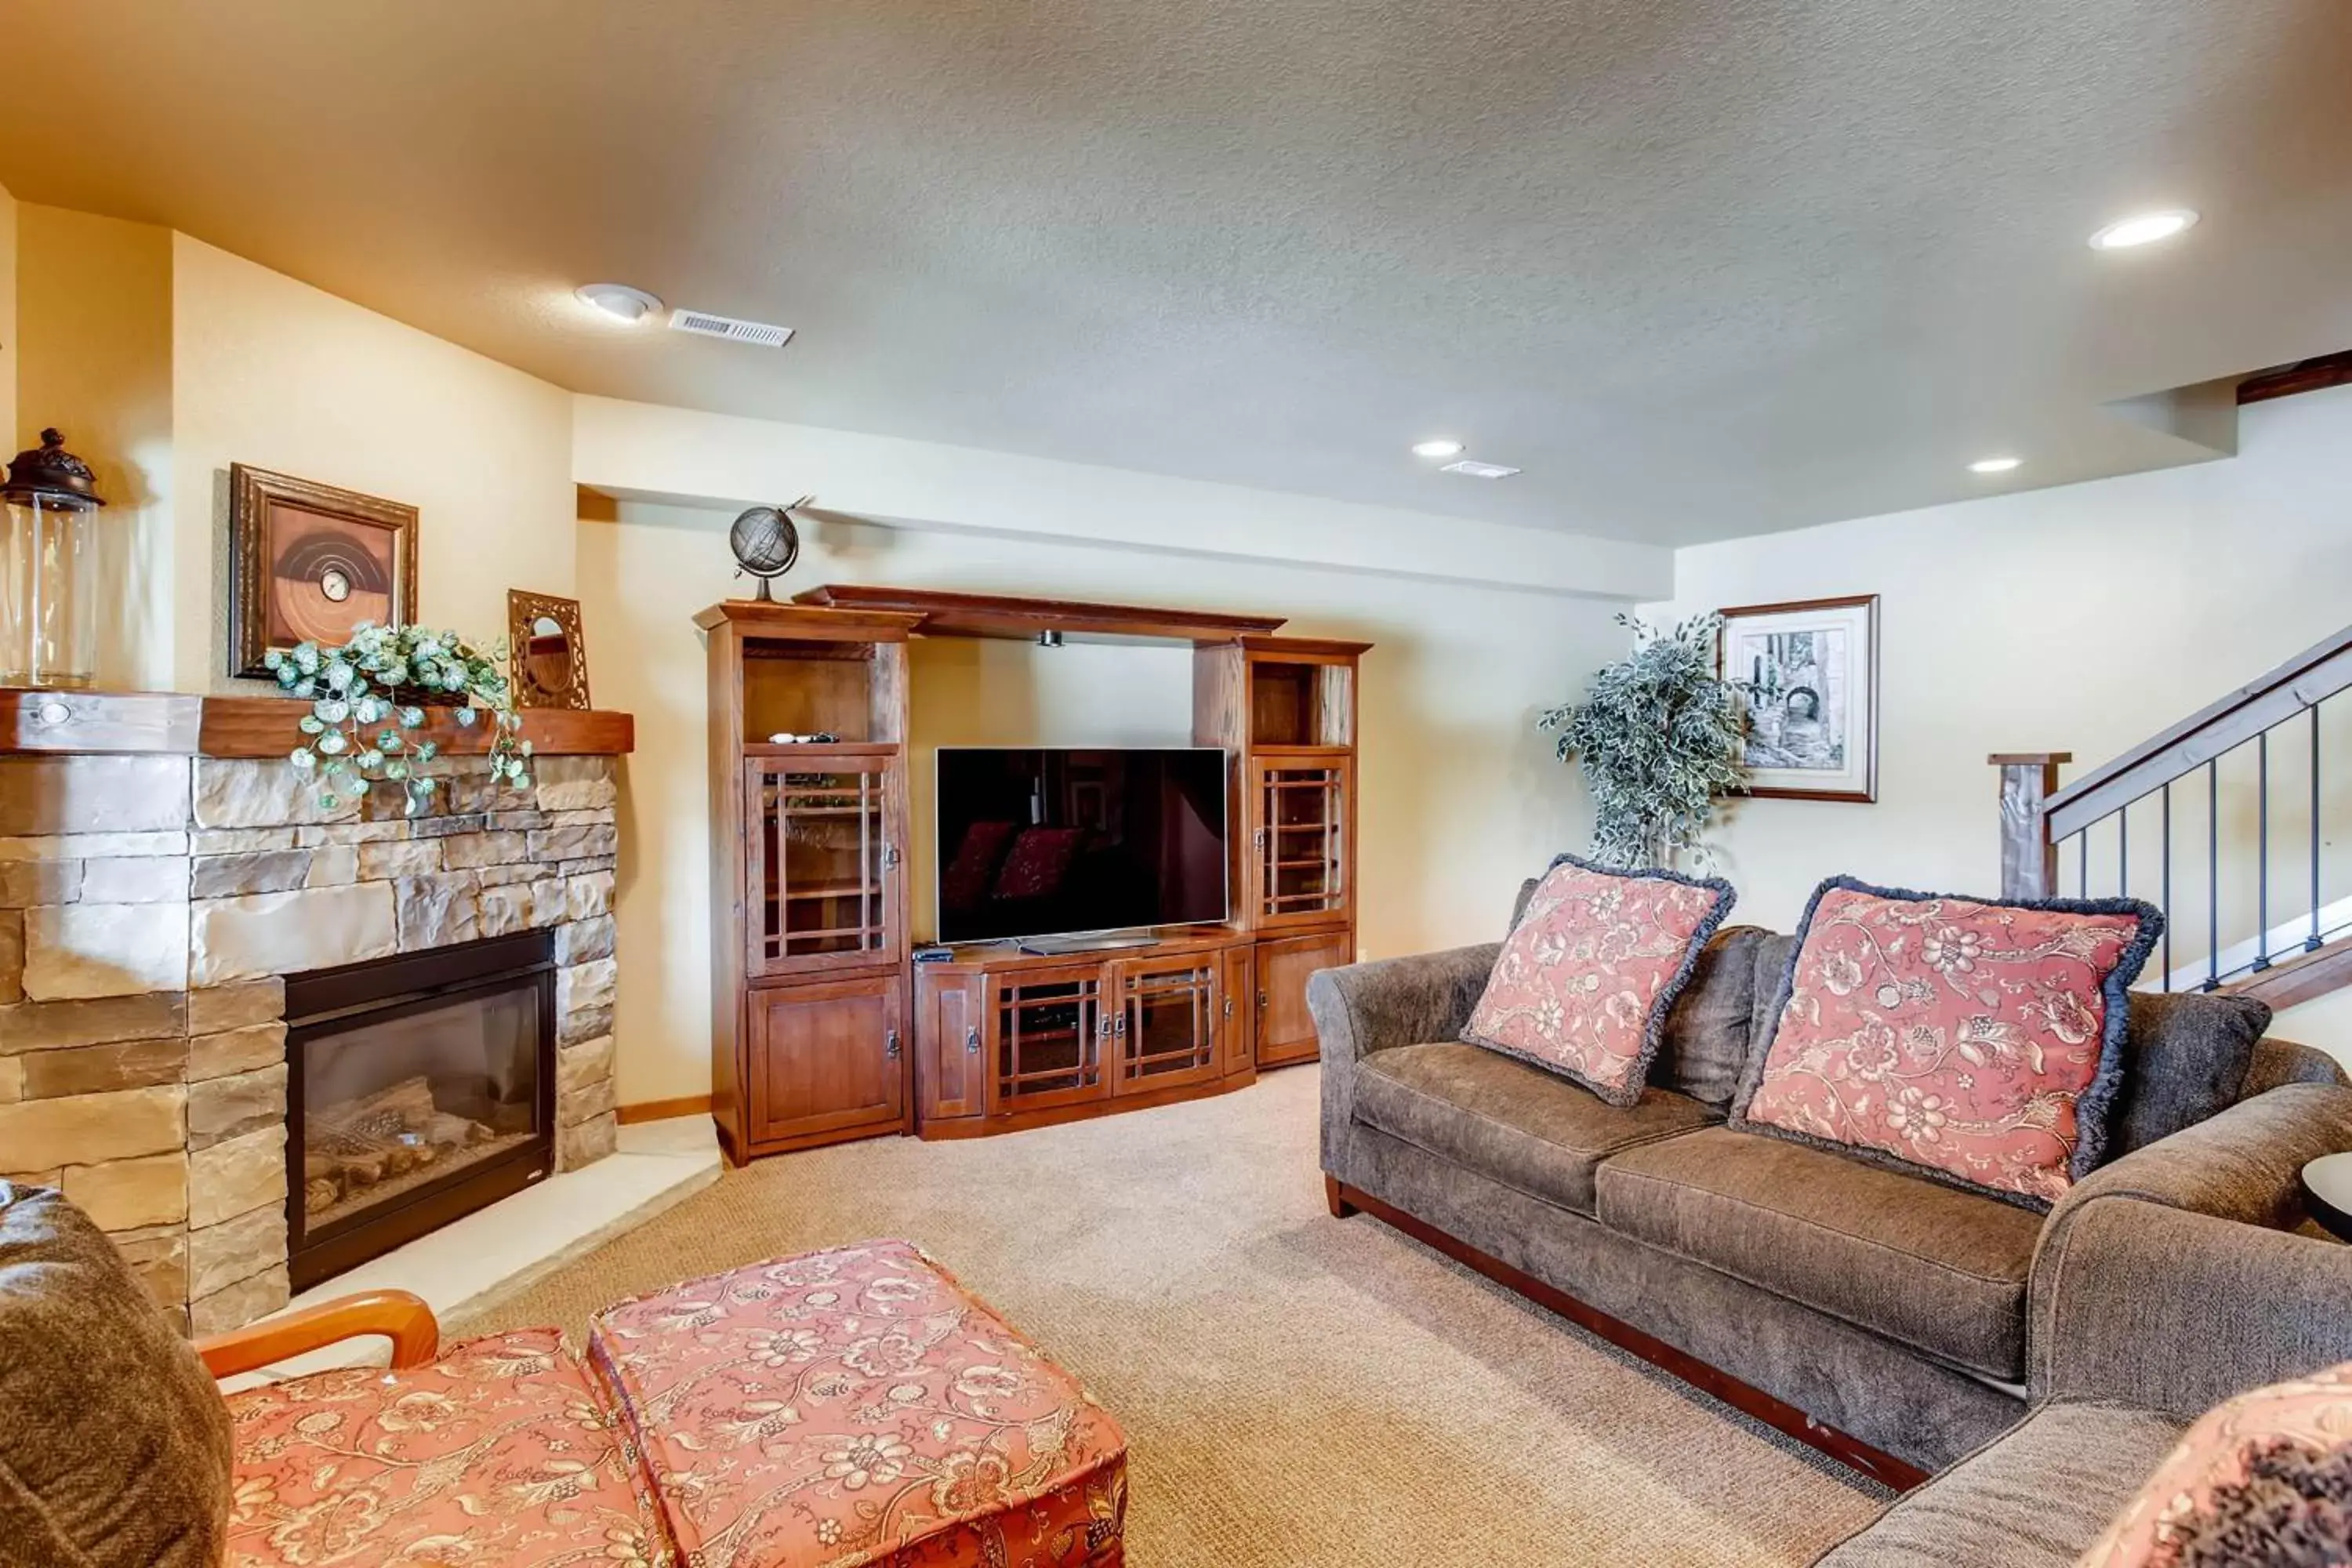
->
[1540,613,1748,869]
[266,622,531,815]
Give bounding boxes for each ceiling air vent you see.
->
[669,308,795,347]
[1440,459,1521,479]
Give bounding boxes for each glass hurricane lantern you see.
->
[0,428,107,689]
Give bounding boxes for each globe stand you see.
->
[729,499,807,605]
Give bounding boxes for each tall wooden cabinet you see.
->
[1195,635,1370,1068]
[699,602,921,1164]
[702,591,1368,1157]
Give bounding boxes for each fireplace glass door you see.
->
[285,932,556,1289]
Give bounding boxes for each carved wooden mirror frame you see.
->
[506,590,591,710]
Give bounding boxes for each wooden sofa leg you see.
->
[1324,1174,1359,1218]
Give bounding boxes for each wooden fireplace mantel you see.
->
[0,688,636,758]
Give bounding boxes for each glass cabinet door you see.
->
[1111,955,1224,1095]
[987,967,1107,1114]
[1251,753,1350,929]
[743,755,900,978]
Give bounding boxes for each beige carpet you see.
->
[472,1065,1885,1566]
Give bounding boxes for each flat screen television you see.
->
[935,747,1229,944]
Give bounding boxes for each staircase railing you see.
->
[1993,624,2352,1004]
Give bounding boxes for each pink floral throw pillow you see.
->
[2075,1360,2352,1567]
[1461,854,1735,1107]
[1733,877,2161,1207]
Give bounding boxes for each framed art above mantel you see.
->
[228,464,419,680]
[1716,593,1879,804]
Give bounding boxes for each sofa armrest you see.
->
[196,1288,440,1379]
[2030,1200,2352,1416]
[2044,1081,2352,1232]
[2027,1080,2352,1411]
[1309,942,1497,1153]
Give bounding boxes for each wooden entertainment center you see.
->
[698,587,1367,1163]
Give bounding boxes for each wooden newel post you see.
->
[1989,752,2071,900]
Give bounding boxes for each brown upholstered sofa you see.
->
[1812,1197,2352,1564]
[1311,906,2352,1488]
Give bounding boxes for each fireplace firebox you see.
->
[284,931,557,1290]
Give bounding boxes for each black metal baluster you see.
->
[2206,760,2220,992]
[2314,702,2325,954]
[2255,730,2270,971]
[2161,782,2173,992]
[2118,810,2128,904]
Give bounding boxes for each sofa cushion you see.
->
[0,1182,234,1568]
[1512,877,1768,1106]
[1357,1041,1722,1215]
[1810,1401,2183,1568]
[2108,989,2270,1154]
[2077,1358,2352,1567]
[1595,1125,2042,1378]
[587,1240,1127,1568]
[1657,924,1776,1106]
[222,1327,673,1568]
[1463,852,1735,1106]
[1734,877,2161,1207]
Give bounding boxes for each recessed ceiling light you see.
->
[2088,209,2199,250]
[1411,438,1465,459]
[574,282,664,322]
[1441,459,1520,479]
[1969,456,2023,474]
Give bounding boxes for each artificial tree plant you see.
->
[1540,613,1748,869]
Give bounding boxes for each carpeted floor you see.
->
[472,1065,1885,1566]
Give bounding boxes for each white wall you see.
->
[171,237,576,691]
[579,497,1629,1105]
[1650,384,2352,1055]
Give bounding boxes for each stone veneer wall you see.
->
[0,751,622,1333]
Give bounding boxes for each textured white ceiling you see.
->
[2,0,2348,544]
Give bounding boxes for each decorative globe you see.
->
[728,499,804,601]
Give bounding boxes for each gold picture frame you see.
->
[229,465,419,679]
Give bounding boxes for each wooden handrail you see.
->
[2042,623,2352,844]
[195,1288,441,1379]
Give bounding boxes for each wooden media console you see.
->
[699,588,1367,1161]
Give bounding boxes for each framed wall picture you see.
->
[506,589,592,710]
[1716,593,1879,803]
[229,464,419,678]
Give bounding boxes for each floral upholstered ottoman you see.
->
[587,1240,1127,1568]
[222,1327,674,1567]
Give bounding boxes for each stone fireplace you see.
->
[0,742,624,1333]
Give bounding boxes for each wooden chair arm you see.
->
[196,1288,441,1379]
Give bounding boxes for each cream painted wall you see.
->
[579,500,1625,1105]
[170,236,575,691]
[0,182,18,466]
[574,396,1672,603]
[1648,384,2352,1058]
[15,205,175,688]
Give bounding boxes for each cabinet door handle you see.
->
[1253,827,1269,851]
[1258,990,1269,1010]
[886,1028,902,1059]
[884,843,902,868]
[964,1025,982,1055]
[1222,996,1235,1019]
